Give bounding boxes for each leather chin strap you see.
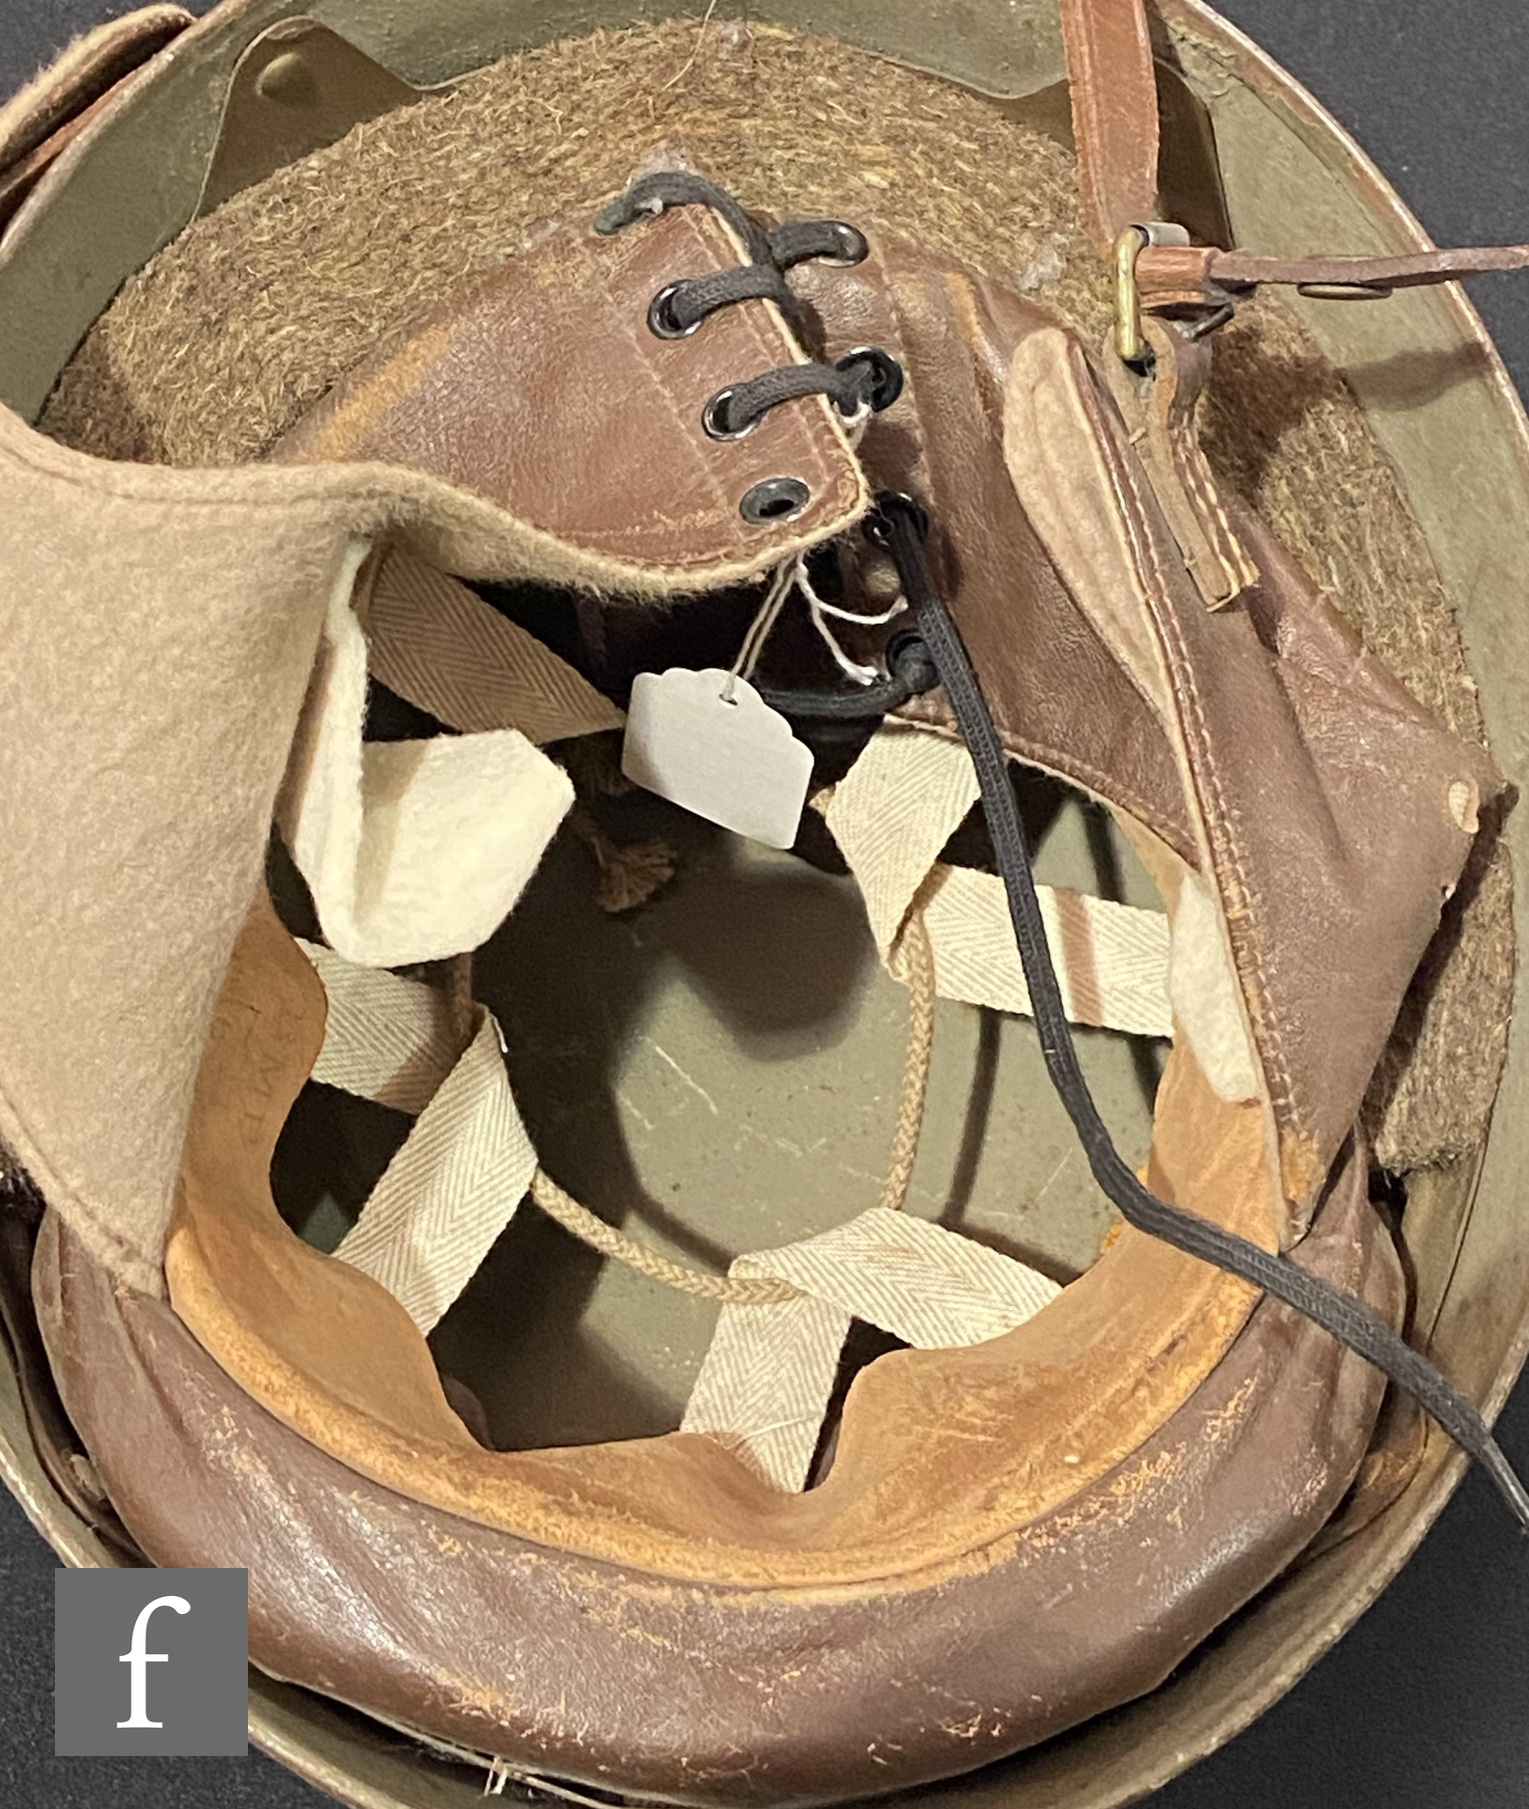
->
[1062,0,1529,322]
[1139,241,1529,309]
[1059,0,1161,255]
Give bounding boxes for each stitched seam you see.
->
[1069,355,1302,1135]
[694,205,862,500]
[1004,733,1194,863]
[1111,429,1303,1138]
[1042,342,1205,751]
[1170,415,1255,588]
[582,213,737,536]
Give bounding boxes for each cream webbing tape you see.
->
[300,942,535,1333]
[823,721,1171,1038]
[921,865,1171,1037]
[681,1206,1061,1492]
[277,545,595,969]
[302,943,460,1110]
[364,548,625,744]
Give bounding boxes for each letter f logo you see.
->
[117,1595,190,1729]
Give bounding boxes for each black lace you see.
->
[756,631,937,719]
[595,173,902,439]
[866,491,1529,1532]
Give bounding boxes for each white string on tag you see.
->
[624,556,813,848]
[793,551,905,685]
[722,555,797,703]
[622,540,918,848]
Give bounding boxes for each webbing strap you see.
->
[824,720,1172,1039]
[681,1207,1060,1491]
[288,550,1167,1340]
[363,548,624,744]
[302,946,534,1334]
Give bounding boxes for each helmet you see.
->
[1,3,1526,1805]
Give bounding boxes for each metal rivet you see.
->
[703,388,757,441]
[826,221,870,266]
[1448,779,1479,833]
[835,345,904,414]
[255,51,317,105]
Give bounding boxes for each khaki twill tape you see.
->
[304,924,935,1320]
[679,1206,1062,1491]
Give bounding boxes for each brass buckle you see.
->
[1113,222,1192,365]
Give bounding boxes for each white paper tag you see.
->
[621,668,813,850]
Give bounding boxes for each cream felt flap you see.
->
[278,546,574,967]
[0,456,367,1296]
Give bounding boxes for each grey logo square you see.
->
[54,1568,249,1756]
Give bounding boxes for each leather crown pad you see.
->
[274,202,869,588]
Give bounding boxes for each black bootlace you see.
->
[594,172,903,439]
[867,490,1529,1532]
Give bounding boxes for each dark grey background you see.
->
[1,1,1527,1804]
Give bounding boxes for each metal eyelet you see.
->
[740,477,811,524]
[648,281,702,340]
[703,388,760,441]
[862,491,930,547]
[835,345,904,414]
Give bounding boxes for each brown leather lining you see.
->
[794,244,1203,864]
[275,204,868,581]
[157,248,1492,1590]
[0,1188,138,1559]
[39,1152,1399,1803]
[0,4,1518,1801]
[163,866,1283,1590]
